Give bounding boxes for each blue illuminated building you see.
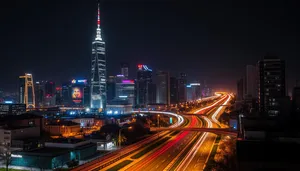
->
[90,4,106,111]
[135,64,155,108]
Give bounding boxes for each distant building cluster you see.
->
[11,65,213,115]
[234,55,300,170]
[236,56,291,117]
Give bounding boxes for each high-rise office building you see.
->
[107,76,116,103]
[62,83,71,106]
[55,87,62,106]
[245,65,258,99]
[170,77,178,104]
[45,81,55,98]
[116,79,135,105]
[90,3,106,111]
[35,81,44,107]
[202,80,212,97]
[44,81,56,107]
[178,73,187,102]
[186,83,201,101]
[135,64,153,107]
[156,71,170,105]
[19,73,35,108]
[258,56,286,116]
[148,83,156,104]
[237,78,244,101]
[83,85,90,107]
[121,62,129,79]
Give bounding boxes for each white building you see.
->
[90,3,106,110]
[0,126,40,146]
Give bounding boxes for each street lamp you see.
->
[118,126,132,148]
[157,114,160,128]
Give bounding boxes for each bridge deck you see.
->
[150,127,237,136]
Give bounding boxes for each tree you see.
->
[0,145,12,171]
[112,134,127,146]
[213,137,237,171]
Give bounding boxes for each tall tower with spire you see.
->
[90,3,106,111]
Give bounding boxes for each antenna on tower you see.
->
[95,1,102,41]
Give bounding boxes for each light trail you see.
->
[132,110,185,128]
[177,94,231,170]
[193,95,227,114]
[176,116,213,171]
[211,95,231,124]
[127,116,198,171]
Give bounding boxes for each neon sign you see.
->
[137,64,152,71]
[11,154,22,158]
[122,80,134,83]
[77,79,87,83]
[71,79,87,84]
[138,64,143,70]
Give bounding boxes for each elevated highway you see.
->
[150,127,237,136]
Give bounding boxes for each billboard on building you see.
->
[72,87,83,104]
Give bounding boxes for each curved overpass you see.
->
[150,127,237,136]
[131,110,185,128]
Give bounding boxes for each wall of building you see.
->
[44,124,80,136]
[45,140,90,149]
[72,118,95,128]
[0,126,40,145]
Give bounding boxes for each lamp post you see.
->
[118,126,132,148]
[157,114,160,128]
[157,114,160,138]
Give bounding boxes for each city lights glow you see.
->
[211,95,231,124]
[132,110,185,127]
[122,80,134,83]
[177,116,212,170]
[11,154,22,158]
[193,95,228,114]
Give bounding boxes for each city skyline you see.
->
[0,0,299,94]
[0,1,299,170]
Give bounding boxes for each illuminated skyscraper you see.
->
[156,71,170,105]
[19,73,35,108]
[178,73,187,102]
[44,81,56,107]
[170,77,178,104]
[90,3,106,111]
[35,81,44,107]
[186,83,201,101]
[135,65,153,107]
[258,56,286,116]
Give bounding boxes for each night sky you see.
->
[0,0,299,94]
